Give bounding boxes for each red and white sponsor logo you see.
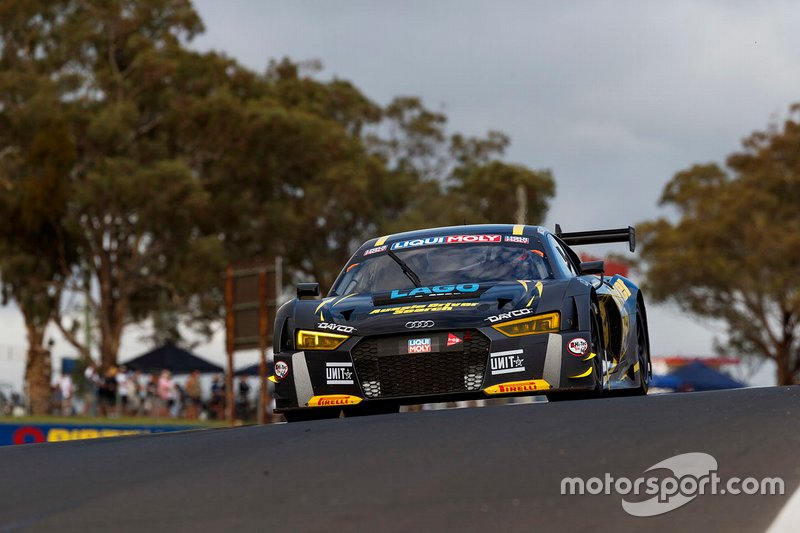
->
[498,382,539,393]
[274,361,289,379]
[408,338,432,353]
[445,234,502,244]
[568,338,589,356]
[364,245,387,255]
[447,333,462,347]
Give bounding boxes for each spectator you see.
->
[210,374,225,420]
[83,362,100,417]
[116,365,130,416]
[157,370,175,418]
[185,370,202,420]
[145,373,158,417]
[237,376,251,420]
[125,369,141,416]
[99,366,118,417]
[59,373,73,416]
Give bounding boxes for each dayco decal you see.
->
[326,362,354,385]
[306,395,362,407]
[484,379,551,395]
[370,302,479,315]
[363,245,387,256]
[490,349,525,375]
[390,283,479,299]
[485,307,534,323]
[316,322,356,334]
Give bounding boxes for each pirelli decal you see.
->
[483,379,551,395]
[306,394,362,407]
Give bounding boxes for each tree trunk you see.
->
[775,344,793,386]
[24,326,52,415]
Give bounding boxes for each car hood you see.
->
[300,279,572,336]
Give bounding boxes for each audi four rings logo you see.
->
[405,320,435,329]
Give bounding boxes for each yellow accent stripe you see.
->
[517,280,528,292]
[319,312,324,321]
[375,235,389,246]
[314,299,330,314]
[513,224,524,236]
[569,366,594,379]
[267,376,278,383]
[535,281,543,298]
[582,352,597,361]
[527,296,535,307]
[633,361,640,373]
[332,293,356,307]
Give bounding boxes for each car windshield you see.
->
[331,242,553,296]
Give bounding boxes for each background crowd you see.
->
[51,365,258,422]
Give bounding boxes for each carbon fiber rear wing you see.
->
[554,225,636,253]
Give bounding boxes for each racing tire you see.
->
[547,302,604,402]
[629,302,650,395]
[282,408,341,423]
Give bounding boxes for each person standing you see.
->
[157,370,175,418]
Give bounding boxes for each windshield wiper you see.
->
[387,249,421,287]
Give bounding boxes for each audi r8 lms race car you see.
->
[272,224,651,421]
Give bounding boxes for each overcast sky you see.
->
[4,0,798,388]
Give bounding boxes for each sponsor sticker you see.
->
[370,302,479,316]
[325,362,354,385]
[445,234,501,244]
[408,338,432,354]
[364,245,387,256]
[485,307,534,323]
[274,361,289,380]
[307,394,362,407]
[568,338,589,356]
[484,379,551,395]
[389,234,502,250]
[390,283,480,300]
[316,322,356,334]
[447,333,462,347]
[489,349,525,375]
[504,235,530,244]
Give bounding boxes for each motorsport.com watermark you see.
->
[561,452,784,517]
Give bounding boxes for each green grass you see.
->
[0,415,228,428]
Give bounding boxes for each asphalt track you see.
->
[0,387,798,532]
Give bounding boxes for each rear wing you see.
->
[554,224,636,253]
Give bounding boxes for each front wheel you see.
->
[547,302,604,402]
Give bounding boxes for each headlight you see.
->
[296,330,350,350]
[491,312,560,337]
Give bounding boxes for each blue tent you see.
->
[235,361,274,377]
[667,361,744,391]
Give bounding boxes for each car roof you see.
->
[361,224,551,249]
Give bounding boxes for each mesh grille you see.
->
[351,330,489,398]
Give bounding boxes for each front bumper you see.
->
[273,327,596,411]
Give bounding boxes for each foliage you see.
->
[639,107,800,385]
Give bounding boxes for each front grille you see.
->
[351,330,490,399]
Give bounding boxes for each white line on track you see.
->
[767,483,800,532]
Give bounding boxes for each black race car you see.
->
[272,224,651,421]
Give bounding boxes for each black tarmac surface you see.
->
[1,386,798,532]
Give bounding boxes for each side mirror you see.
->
[579,260,605,276]
[297,282,320,299]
